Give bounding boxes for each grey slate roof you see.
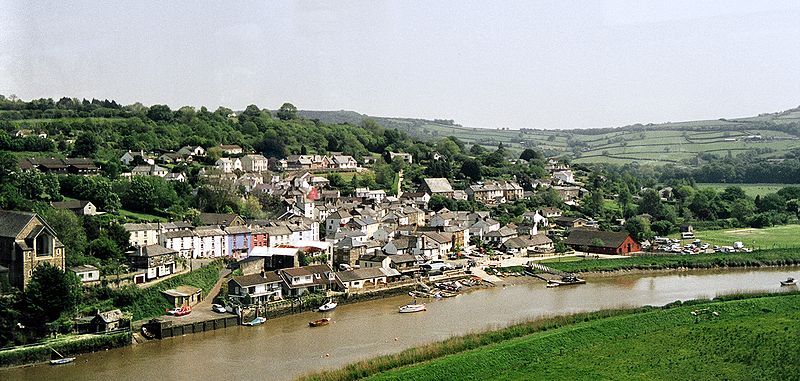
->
[0,210,35,238]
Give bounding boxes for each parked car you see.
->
[212,304,227,313]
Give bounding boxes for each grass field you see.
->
[118,208,166,222]
[302,292,800,381]
[675,225,800,249]
[544,248,800,273]
[696,183,787,198]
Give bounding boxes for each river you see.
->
[3,267,797,381]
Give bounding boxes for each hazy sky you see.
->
[1,1,799,129]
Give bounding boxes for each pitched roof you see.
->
[138,244,178,257]
[336,267,386,282]
[230,272,283,287]
[564,229,633,248]
[0,210,36,238]
[422,178,453,193]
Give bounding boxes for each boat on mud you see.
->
[243,316,266,326]
[309,317,332,327]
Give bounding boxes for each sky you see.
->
[1,1,799,129]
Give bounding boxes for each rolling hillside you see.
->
[300,107,800,165]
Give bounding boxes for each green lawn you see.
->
[680,225,800,249]
[345,293,800,381]
[118,208,166,222]
[697,183,787,198]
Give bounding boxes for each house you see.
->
[127,244,178,282]
[331,155,358,170]
[465,180,524,205]
[355,188,387,203]
[163,172,186,182]
[193,227,227,258]
[162,285,203,308]
[225,225,252,258]
[501,234,553,256]
[240,154,269,173]
[333,237,366,269]
[552,170,575,184]
[540,207,562,218]
[419,231,453,259]
[485,225,518,246]
[219,144,244,155]
[131,164,169,177]
[279,264,334,297]
[335,268,389,291]
[357,253,392,269]
[554,216,588,229]
[160,230,196,258]
[216,157,243,173]
[564,229,641,255]
[89,309,127,333]
[158,152,184,164]
[418,178,454,198]
[553,186,581,201]
[70,264,101,285]
[228,272,284,305]
[177,145,206,158]
[121,150,152,166]
[680,225,695,239]
[250,246,300,270]
[198,213,246,228]
[123,222,160,247]
[325,210,353,237]
[0,210,66,290]
[389,152,413,164]
[383,236,416,255]
[19,157,100,175]
[235,256,265,275]
[51,200,98,216]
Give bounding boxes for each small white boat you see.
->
[399,302,426,313]
[243,316,266,326]
[50,357,75,365]
[546,281,560,288]
[780,277,796,286]
[318,299,338,312]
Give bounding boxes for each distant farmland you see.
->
[300,107,800,166]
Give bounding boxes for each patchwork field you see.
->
[696,183,787,198]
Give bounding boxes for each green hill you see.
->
[301,107,800,165]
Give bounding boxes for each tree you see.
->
[425,160,452,178]
[625,216,652,242]
[277,103,298,120]
[637,189,662,217]
[36,207,88,265]
[72,133,101,158]
[22,263,81,337]
[88,235,122,261]
[651,220,674,236]
[0,151,17,183]
[519,148,543,162]
[459,159,482,181]
[146,104,173,122]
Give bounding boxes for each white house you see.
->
[70,265,100,284]
[160,230,196,258]
[240,154,269,173]
[177,145,206,157]
[131,164,168,177]
[123,222,160,247]
[193,227,227,258]
[331,155,358,169]
[389,152,413,164]
[552,170,575,184]
[216,158,243,173]
[335,268,388,290]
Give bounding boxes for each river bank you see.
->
[2,266,796,381]
[301,290,800,381]
[544,248,800,274]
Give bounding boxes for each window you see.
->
[35,234,51,256]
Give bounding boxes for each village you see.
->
[0,141,665,339]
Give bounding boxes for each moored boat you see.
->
[50,357,75,365]
[780,277,796,286]
[399,300,426,313]
[318,299,338,312]
[243,316,266,326]
[309,317,331,327]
